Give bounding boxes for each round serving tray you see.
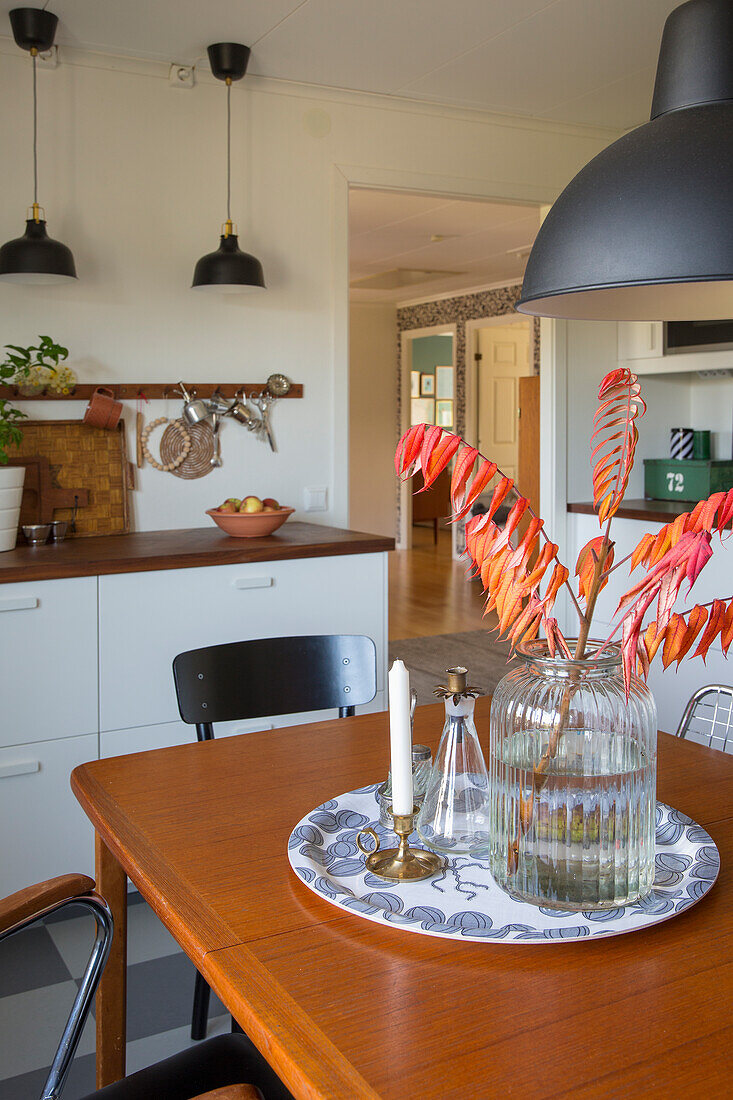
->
[288,784,719,943]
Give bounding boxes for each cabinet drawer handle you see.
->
[0,759,40,778]
[0,597,38,612]
[233,577,273,590]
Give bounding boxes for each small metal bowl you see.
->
[22,523,52,546]
[50,520,68,542]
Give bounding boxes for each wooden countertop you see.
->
[0,523,394,584]
[568,498,692,523]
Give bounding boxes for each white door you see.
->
[476,322,531,482]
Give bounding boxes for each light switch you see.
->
[304,486,328,512]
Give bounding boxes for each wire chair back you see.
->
[675,685,733,754]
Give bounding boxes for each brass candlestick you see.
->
[357,805,445,881]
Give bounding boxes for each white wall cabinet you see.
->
[0,552,389,895]
[617,322,663,362]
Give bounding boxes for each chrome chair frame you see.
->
[675,684,733,752]
[0,892,113,1100]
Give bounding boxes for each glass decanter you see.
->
[417,667,490,856]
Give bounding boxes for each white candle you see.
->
[388,660,413,816]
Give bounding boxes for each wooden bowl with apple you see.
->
[206,496,294,537]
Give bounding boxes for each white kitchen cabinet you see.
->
[0,536,389,897]
[98,554,388,732]
[0,577,98,748]
[617,322,663,362]
[101,717,276,758]
[0,734,97,894]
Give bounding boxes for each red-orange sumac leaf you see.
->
[575,537,614,602]
[717,488,733,531]
[544,563,570,607]
[661,613,687,669]
[418,424,442,472]
[630,532,655,572]
[450,446,478,507]
[395,424,426,476]
[455,459,498,520]
[591,368,646,525]
[692,599,727,662]
[642,621,665,663]
[720,600,733,656]
[419,432,461,490]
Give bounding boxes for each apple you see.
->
[218,500,238,513]
[262,497,280,510]
[225,497,241,508]
[240,496,264,513]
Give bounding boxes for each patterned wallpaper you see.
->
[395,284,540,541]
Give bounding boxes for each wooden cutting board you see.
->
[7,420,133,537]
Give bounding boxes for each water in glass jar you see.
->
[490,729,656,909]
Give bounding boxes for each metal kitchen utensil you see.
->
[22,523,51,545]
[230,387,256,428]
[251,391,277,451]
[210,412,223,467]
[50,520,68,542]
[266,373,292,398]
[208,387,236,417]
[176,382,211,426]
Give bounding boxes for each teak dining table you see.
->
[71,699,733,1099]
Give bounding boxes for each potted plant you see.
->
[3,336,73,396]
[396,368,733,910]
[0,354,28,552]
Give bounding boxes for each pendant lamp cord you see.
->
[226,79,231,224]
[32,52,38,207]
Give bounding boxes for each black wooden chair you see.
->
[172,634,378,1040]
[0,873,265,1100]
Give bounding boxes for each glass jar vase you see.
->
[489,641,657,910]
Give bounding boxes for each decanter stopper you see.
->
[416,666,490,857]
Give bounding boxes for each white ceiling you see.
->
[0,0,680,130]
[349,190,541,304]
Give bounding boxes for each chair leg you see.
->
[191,971,211,1040]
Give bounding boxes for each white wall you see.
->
[0,39,619,532]
[348,303,397,538]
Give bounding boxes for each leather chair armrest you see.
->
[0,873,96,935]
[194,1088,263,1100]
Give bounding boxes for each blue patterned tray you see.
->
[288,784,720,943]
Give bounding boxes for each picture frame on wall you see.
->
[435,366,453,400]
[411,371,420,398]
[436,399,453,428]
[411,397,435,426]
[420,373,435,396]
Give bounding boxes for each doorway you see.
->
[466,315,539,514]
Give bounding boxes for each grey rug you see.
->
[388,629,512,704]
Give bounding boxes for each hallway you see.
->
[388,526,489,640]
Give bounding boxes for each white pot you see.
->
[0,466,24,552]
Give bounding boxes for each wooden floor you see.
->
[388,525,490,640]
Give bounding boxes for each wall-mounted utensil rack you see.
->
[0,382,304,401]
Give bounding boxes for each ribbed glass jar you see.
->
[489,641,657,910]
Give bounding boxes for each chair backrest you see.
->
[0,874,112,1100]
[173,634,377,734]
[675,685,733,753]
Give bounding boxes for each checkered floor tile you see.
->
[0,892,290,1100]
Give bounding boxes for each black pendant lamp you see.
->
[0,7,77,284]
[518,0,733,321]
[192,43,265,293]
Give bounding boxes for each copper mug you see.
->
[84,387,123,430]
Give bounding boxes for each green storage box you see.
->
[644,459,733,502]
